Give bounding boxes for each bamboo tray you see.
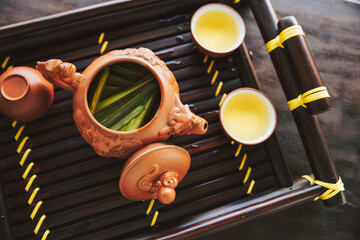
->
[0,0,345,239]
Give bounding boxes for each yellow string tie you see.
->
[302,175,344,201]
[238,153,247,171]
[211,70,219,85]
[14,124,26,141]
[22,162,34,179]
[31,201,43,220]
[7,65,14,70]
[288,86,330,111]
[25,175,37,192]
[98,32,105,44]
[2,56,10,69]
[231,141,235,145]
[203,55,208,63]
[207,59,215,74]
[41,229,50,240]
[234,0,241,3]
[215,81,223,97]
[266,25,305,53]
[146,199,155,215]
[28,187,40,205]
[247,179,255,194]
[150,210,159,227]
[17,136,29,153]
[234,144,242,157]
[20,148,32,166]
[218,93,227,107]
[34,215,46,235]
[243,167,252,184]
[12,120,17,128]
[100,41,108,54]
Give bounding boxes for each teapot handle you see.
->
[36,59,83,92]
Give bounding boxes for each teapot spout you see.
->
[159,94,208,137]
[186,114,208,135]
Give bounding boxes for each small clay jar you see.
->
[0,67,54,122]
[36,48,208,158]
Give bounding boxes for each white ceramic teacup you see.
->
[219,88,277,145]
[191,3,246,58]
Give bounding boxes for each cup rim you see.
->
[0,74,30,101]
[190,3,246,55]
[219,87,277,145]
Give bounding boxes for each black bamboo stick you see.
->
[278,16,332,114]
[248,0,346,206]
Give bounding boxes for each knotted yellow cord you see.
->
[302,175,345,201]
[266,25,305,53]
[288,86,330,111]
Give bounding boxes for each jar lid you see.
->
[119,142,191,204]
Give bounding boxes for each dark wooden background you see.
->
[0,0,359,239]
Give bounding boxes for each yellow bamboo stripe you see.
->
[25,175,37,192]
[146,199,155,215]
[302,175,345,201]
[243,167,252,184]
[100,41,109,54]
[12,120,17,128]
[22,162,34,179]
[2,56,10,69]
[14,124,26,141]
[7,65,14,70]
[234,144,242,157]
[231,141,235,145]
[150,210,159,227]
[207,59,215,74]
[247,180,255,194]
[238,153,247,171]
[234,0,241,3]
[98,32,105,44]
[215,81,223,97]
[288,87,330,111]
[41,229,50,240]
[203,55,208,63]
[31,201,43,220]
[20,148,32,166]
[266,25,304,53]
[34,215,46,235]
[28,187,40,205]
[211,70,219,85]
[218,93,227,107]
[17,136,29,153]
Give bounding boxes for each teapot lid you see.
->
[119,142,191,204]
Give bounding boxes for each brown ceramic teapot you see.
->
[36,48,208,158]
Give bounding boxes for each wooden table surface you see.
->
[0,0,359,239]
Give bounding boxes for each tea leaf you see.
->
[102,94,144,128]
[126,90,158,131]
[110,64,145,81]
[101,85,121,99]
[110,105,145,131]
[107,74,132,88]
[89,68,109,114]
[97,73,153,112]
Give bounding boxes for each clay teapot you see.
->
[36,48,208,158]
[0,67,54,122]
